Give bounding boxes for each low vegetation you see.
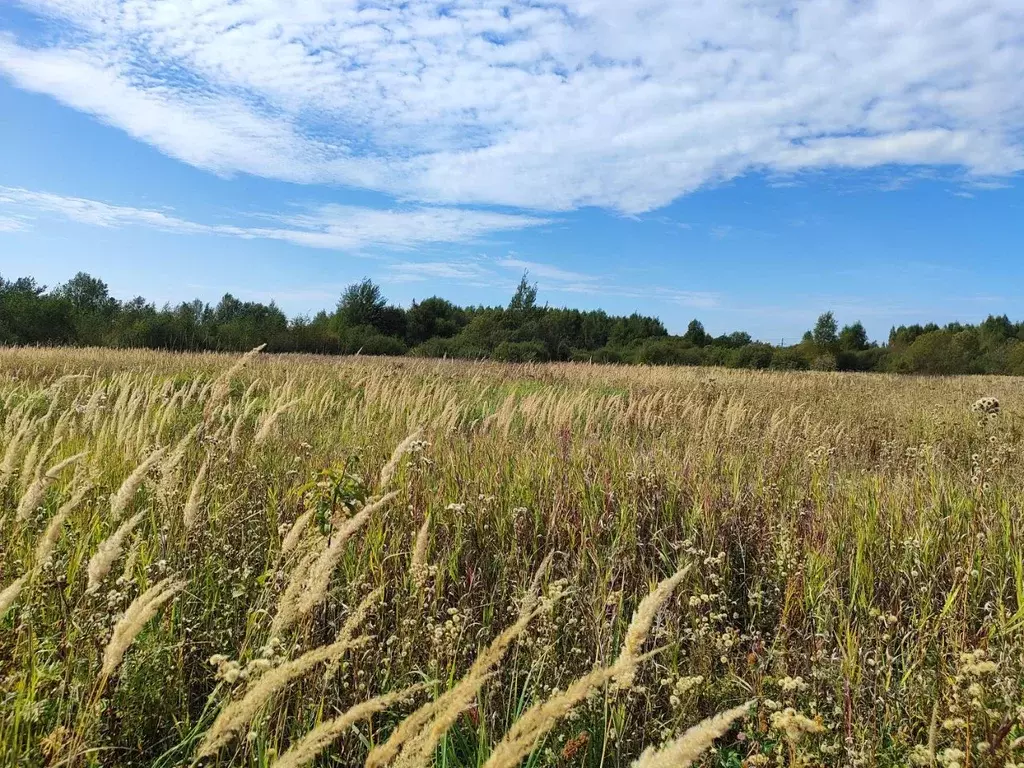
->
[1,347,1023,767]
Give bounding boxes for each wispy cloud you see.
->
[2,1,1022,213]
[385,260,495,284]
[0,186,547,251]
[378,253,720,310]
[655,289,722,309]
[496,258,597,284]
[964,179,1014,191]
[0,214,29,232]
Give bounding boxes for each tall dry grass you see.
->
[0,346,1022,767]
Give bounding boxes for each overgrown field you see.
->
[2,347,1024,768]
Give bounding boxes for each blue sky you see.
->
[1,1,1022,342]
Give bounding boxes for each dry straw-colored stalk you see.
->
[230,396,263,453]
[205,344,266,420]
[0,574,28,618]
[19,434,42,488]
[182,456,210,532]
[926,699,939,768]
[100,578,185,680]
[630,701,753,768]
[366,555,553,768]
[87,511,145,593]
[196,603,375,759]
[273,492,397,635]
[33,482,90,568]
[280,509,313,558]
[481,563,691,768]
[15,451,87,521]
[271,550,317,638]
[110,447,166,521]
[409,514,431,586]
[158,423,202,502]
[377,427,422,489]
[323,587,386,679]
[45,451,88,480]
[254,398,299,446]
[270,683,430,768]
[0,416,34,488]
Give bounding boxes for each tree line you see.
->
[4,271,1024,375]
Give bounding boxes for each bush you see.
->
[837,347,886,372]
[770,347,810,371]
[339,325,407,356]
[811,353,837,372]
[888,330,978,375]
[409,337,457,358]
[492,340,548,363]
[1008,342,1024,376]
[571,347,623,364]
[635,338,702,366]
[728,343,774,369]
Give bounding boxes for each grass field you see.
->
[1,347,1023,768]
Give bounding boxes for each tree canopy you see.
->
[2,271,1023,375]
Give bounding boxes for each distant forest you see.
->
[4,271,1024,375]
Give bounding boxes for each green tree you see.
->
[56,272,118,345]
[56,272,115,314]
[839,321,869,351]
[682,319,710,347]
[335,279,387,330]
[507,273,538,314]
[406,297,465,345]
[812,312,838,350]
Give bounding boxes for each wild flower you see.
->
[770,707,826,742]
[970,397,1000,415]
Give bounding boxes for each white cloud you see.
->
[497,257,597,284]
[2,0,1021,213]
[656,289,721,310]
[0,214,30,232]
[0,185,546,250]
[385,260,495,283]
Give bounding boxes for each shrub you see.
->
[492,340,548,363]
[769,346,810,370]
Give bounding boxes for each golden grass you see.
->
[0,347,1022,767]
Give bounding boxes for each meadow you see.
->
[1,346,1023,768]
